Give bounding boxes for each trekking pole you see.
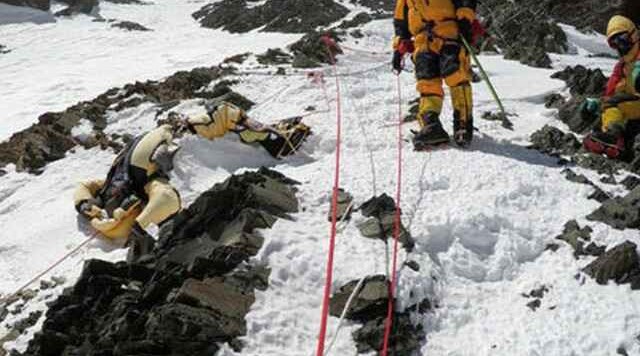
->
[460,36,514,130]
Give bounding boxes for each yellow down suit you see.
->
[393,0,476,128]
[73,102,247,240]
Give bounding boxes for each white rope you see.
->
[323,275,367,355]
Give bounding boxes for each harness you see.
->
[98,135,145,215]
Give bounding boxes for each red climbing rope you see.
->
[315,35,344,356]
[381,74,404,355]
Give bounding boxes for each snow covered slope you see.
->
[0,0,300,140]
[1,6,639,356]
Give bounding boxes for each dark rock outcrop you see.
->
[256,48,292,65]
[353,313,423,355]
[111,20,151,31]
[20,168,299,355]
[587,186,640,230]
[478,1,567,68]
[0,0,49,11]
[192,0,349,34]
[327,188,353,222]
[552,65,608,98]
[338,12,373,29]
[0,45,10,54]
[551,65,608,134]
[348,0,393,14]
[55,0,98,16]
[0,66,249,174]
[562,169,610,203]
[583,241,640,289]
[477,0,639,67]
[357,194,414,252]
[289,30,342,68]
[329,276,427,355]
[528,125,581,157]
[555,220,606,258]
[329,275,388,322]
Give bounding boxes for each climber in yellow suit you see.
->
[583,15,640,159]
[74,102,310,262]
[392,0,477,148]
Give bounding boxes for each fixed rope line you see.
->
[0,233,98,306]
[381,74,405,355]
[323,55,388,355]
[315,35,345,356]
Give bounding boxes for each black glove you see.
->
[392,51,403,72]
[458,19,473,44]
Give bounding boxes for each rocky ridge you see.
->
[0,66,251,174]
[17,168,299,355]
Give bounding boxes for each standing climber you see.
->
[74,101,311,263]
[583,15,640,159]
[392,0,477,149]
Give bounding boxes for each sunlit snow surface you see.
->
[0,5,639,355]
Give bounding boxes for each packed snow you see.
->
[1,3,639,356]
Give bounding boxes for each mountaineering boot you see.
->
[584,130,625,159]
[413,112,450,150]
[453,111,473,147]
[451,83,474,147]
[126,222,156,264]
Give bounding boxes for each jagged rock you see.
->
[327,188,353,222]
[357,194,414,251]
[329,275,388,322]
[583,241,640,289]
[550,66,608,134]
[348,0,393,14]
[571,153,629,175]
[290,31,342,68]
[12,311,43,334]
[0,0,49,11]
[622,176,640,190]
[0,45,10,55]
[477,1,635,67]
[352,314,424,355]
[55,0,99,16]
[554,220,605,258]
[0,66,247,174]
[526,299,542,311]
[528,285,549,299]
[193,0,349,34]
[103,0,146,3]
[111,21,151,31]
[587,186,640,229]
[562,169,610,203]
[256,48,292,65]
[528,125,581,156]
[223,53,250,65]
[479,1,567,68]
[338,12,373,29]
[545,93,566,109]
[21,169,298,355]
[552,66,608,97]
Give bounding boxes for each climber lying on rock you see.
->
[73,101,311,263]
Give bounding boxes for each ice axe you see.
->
[461,36,514,130]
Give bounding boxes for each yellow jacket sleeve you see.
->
[187,102,246,140]
[453,0,476,21]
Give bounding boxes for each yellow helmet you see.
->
[607,15,638,41]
